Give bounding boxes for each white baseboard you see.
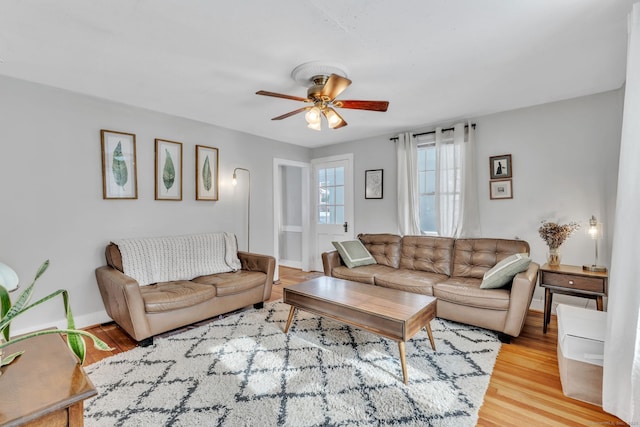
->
[279,260,302,269]
[11,309,111,337]
[529,294,602,315]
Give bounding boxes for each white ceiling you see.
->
[0,1,634,148]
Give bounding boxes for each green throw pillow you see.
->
[480,253,531,289]
[332,240,377,269]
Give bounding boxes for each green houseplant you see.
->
[0,260,111,374]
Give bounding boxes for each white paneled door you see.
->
[311,154,354,271]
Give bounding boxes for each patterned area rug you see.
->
[85,301,501,426]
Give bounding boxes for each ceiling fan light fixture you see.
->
[305,106,321,124]
[323,107,343,129]
[257,61,388,131]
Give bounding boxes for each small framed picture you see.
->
[155,139,183,201]
[490,179,513,200]
[101,130,138,199]
[196,145,219,201]
[365,169,383,199]
[489,154,512,179]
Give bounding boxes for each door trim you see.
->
[273,158,311,277]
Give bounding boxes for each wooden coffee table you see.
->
[283,276,437,384]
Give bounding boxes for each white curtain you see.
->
[396,132,421,235]
[435,122,480,237]
[603,2,640,424]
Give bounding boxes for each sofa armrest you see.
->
[322,250,343,277]
[95,266,151,341]
[238,251,276,301]
[503,261,540,337]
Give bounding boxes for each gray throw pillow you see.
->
[332,240,377,269]
[480,253,531,289]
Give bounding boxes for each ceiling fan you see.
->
[256,62,389,131]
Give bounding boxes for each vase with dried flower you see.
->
[538,220,580,266]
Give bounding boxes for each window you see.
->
[317,166,345,224]
[417,130,462,235]
[418,143,436,233]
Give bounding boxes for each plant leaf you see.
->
[0,329,113,363]
[0,260,49,333]
[203,156,212,191]
[162,149,175,191]
[61,290,86,363]
[0,285,11,341]
[112,141,128,189]
[0,351,24,367]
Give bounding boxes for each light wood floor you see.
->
[83,267,625,426]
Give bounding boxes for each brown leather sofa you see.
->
[95,242,275,346]
[322,233,539,342]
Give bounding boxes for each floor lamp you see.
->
[232,167,250,252]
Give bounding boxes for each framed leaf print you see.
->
[196,145,219,201]
[101,130,138,199]
[155,139,183,201]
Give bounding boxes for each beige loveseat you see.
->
[322,233,539,342]
[95,233,275,346]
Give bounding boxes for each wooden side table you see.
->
[539,263,608,333]
[0,332,97,426]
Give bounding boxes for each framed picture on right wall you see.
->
[490,178,513,200]
[489,154,512,179]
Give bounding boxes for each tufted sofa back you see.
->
[452,238,530,279]
[349,234,530,279]
[399,235,455,275]
[357,233,402,268]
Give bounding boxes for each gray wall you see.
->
[311,135,398,235]
[0,75,309,333]
[312,89,624,309]
[0,72,623,333]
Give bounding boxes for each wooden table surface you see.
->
[283,276,437,384]
[0,332,97,426]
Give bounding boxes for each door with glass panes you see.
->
[312,155,354,271]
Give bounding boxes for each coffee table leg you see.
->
[284,306,296,333]
[425,323,436,351]
[398,341,408,384]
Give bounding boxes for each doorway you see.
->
[273,159,311,277]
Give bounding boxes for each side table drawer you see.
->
[542,272,605,293]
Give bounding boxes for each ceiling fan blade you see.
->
[271,106,311,120]
[334,100,389,112]
[256,90,309,102]
[321,74,352,101]
[323,107,348,129]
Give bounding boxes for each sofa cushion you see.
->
[140,281,217,313]
[332,264,397,285]
[332,240,377,268]
[192,270,266,296]
[434,280,510,310]
[358,233,402,268]
[374,269,448,296]
[399,236,455,275]
[452,238,530,279]
[480,253,531,289]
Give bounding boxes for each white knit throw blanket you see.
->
[113,232,242,286]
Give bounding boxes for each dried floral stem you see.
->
[538,221,580,249]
